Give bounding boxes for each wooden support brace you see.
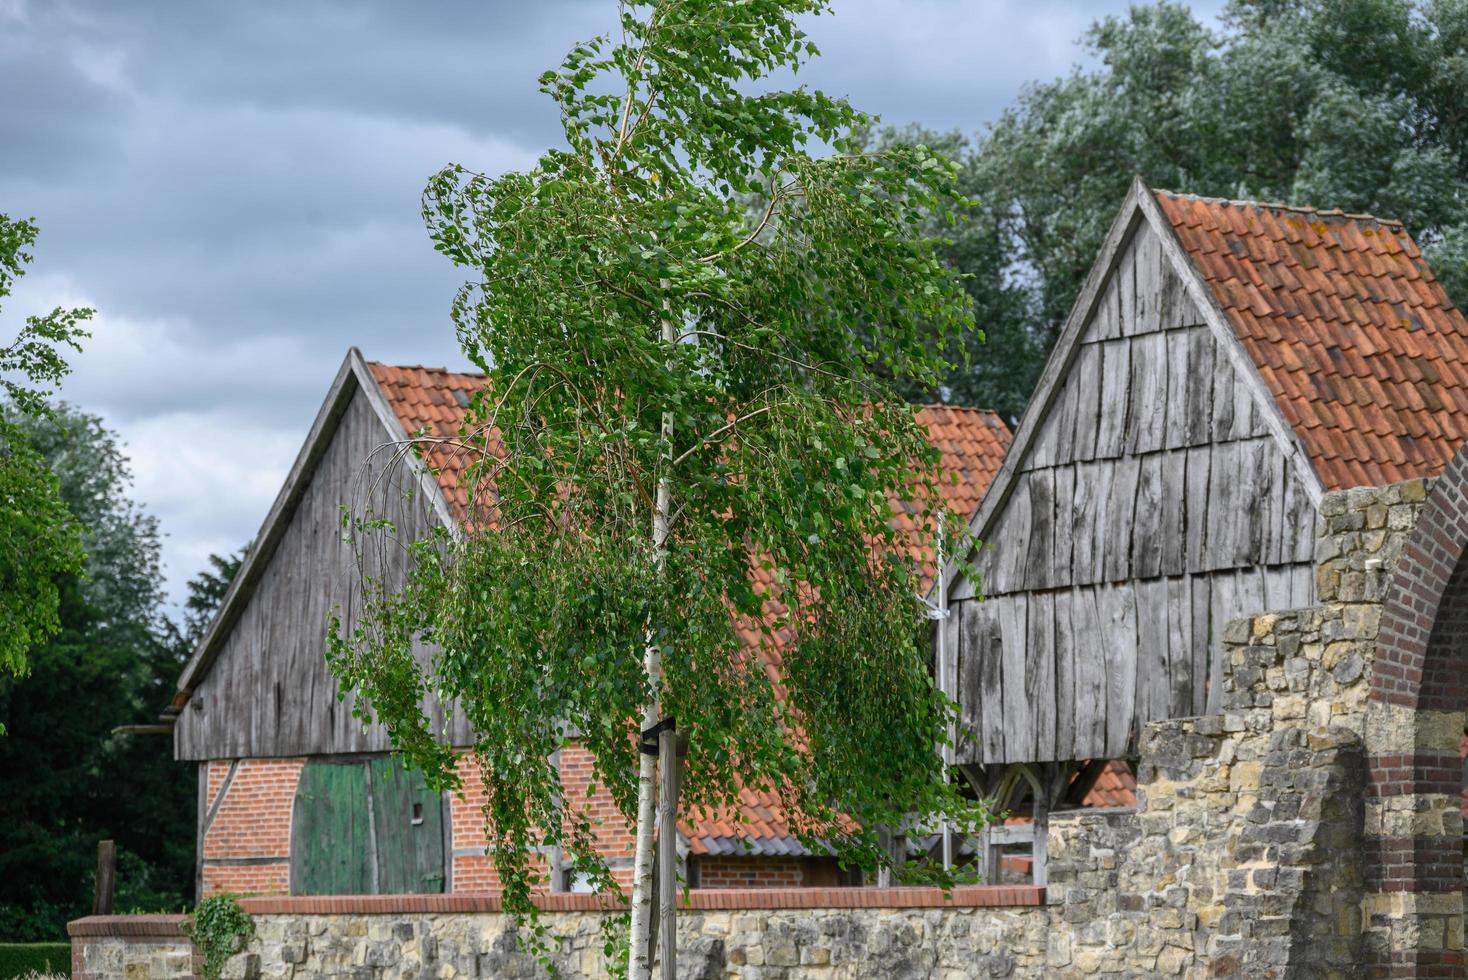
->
[94,839,116,916]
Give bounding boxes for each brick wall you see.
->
[694,857,804,889]
[200,758,304,896]
[201,742,779,896]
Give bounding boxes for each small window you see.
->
[411,802,424,826]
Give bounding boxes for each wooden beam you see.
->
[1063,759,1111,808]
[93,840,116,915]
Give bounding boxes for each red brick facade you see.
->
[200,746,816,897]
[199,759,303,897]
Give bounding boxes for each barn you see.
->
[945,179,1468,881]
[159,350,1016,898]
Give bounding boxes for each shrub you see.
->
[0,943,70,979]
[183,895,254,980]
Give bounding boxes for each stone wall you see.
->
[73,479,1440,978]
[70,889,1052,980]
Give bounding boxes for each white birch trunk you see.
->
[628,291,677,980]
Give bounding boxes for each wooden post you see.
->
[94,839,116,915]
[657,724,678,980]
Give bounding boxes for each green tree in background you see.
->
[330,0,984,972]
[886,0,1468,418]
[0,402,242,940]
[178,549,247,649]
[0,215,89,685]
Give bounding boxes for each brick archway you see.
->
[1367,445,1468,977]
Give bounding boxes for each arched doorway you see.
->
[1367,446,1468,977]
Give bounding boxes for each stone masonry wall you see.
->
[75,480,1435,978]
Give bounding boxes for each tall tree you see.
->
[179,548,248,649]
[0,215,89,686]
[891,0,1468,417]
[330,0,983,974]
[0,408,235,939]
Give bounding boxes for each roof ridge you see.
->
[369,360,487,379]
[918,403,1003,416]
[1152,187,1405,228]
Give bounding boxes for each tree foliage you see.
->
[329,0,985,963]
[0,405,239,940]
[0,215,89,681]
[883,0,1468,418]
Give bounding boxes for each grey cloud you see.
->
[0,0,1229,607]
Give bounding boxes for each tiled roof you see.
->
[1082,760,1135,809]
[368,363,495,520]
[366,361,1013,854]
[1154,190,1468,490]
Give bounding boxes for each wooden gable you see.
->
[172,351,470,761]
[946,181,1323,766]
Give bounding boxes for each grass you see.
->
[0,944,70,979]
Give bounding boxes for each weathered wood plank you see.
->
[1104,457,1141,583]
[1207,574,1234,716]
[977,604,1006,764]
[1132,223,1162,335]
[1159,451,1188,577]
[1204,440,1239,572]
[1164,327,1192,450]
[1190,577,1212,715]
[1094,339,1131,458]
[996,471,1033,594]
[1000,596,1034,762]
[1211,342,1237,443]
[1053,590,1076,759]
[1158,253,1192,332]
[1166,577,1191,716]
[1184,327,1217,447]
[1024,470,1056,591]
[1117,234,1137,336]
[1071,588,1108,759]
[1068,462,1096,586]
[1131,453,1165,580]
[1135,578,1170,725]
[956,600,986,763]
[1126,332,1169,455]
[1101,584,1138,759]
[1052,464,1076,589]
[1026,592,1057,761]
[1070,343,1103,463]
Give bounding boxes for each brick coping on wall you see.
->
[69,885,1044,937]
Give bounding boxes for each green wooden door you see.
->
[291,756,446,895]
[368,757,446,893]
[291,761,373,895]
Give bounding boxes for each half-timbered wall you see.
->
[175,386,469,760]
[949,218,1319,765]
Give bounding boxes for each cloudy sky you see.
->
[0,0,1226,612]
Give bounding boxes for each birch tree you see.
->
[329,1,984,974]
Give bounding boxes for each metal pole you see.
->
[936,511,953,870]
[657,724,678,980]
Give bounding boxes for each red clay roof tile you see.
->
[1154,190,1468,489]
